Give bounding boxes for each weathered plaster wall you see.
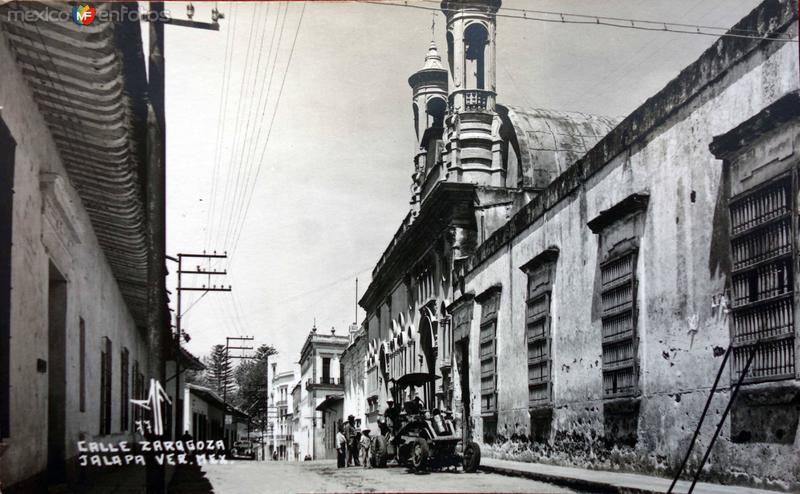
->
[463,21,799,491]
[0,31,151,490]
[341,335,367,424]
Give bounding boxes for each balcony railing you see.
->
[306,377,342,389]
[448,89,495,113]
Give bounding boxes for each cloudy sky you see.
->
[162,0,761,372]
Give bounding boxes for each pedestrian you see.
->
[347,415,360,466]
[360,429,371,468]
[180,430,194,465]
[336,420,347,468]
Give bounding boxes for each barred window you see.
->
[478,290,500,414]
[131,360,139,429]
[523,252,558,408]
[100,337,112,435]
[600,251,639,398]
[729,175,795,382]
[120,347,129,431]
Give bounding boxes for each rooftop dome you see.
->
[408,41,448,88]
[498,105,622,189]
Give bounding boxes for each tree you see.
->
[205,344,235,399]
[234,344,277,420]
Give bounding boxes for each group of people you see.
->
[336,414,371,468]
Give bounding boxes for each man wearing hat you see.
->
[344,414,359,466]
[384,399,401,434]
[360,428,371,468]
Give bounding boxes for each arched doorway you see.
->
[418,309,438,409]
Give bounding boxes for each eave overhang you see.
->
[0,2,152,326]
[360,181,477,311]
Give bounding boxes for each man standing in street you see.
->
[344,415,359,466]
[360,429,371,468]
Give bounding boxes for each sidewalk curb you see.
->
[479,463,649,494]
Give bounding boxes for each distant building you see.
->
[341,323,368,426]
[353,0,800,490]
[290,381,302,460]
[293,324,349,460]
[183,384,248,447]
[269,369,296,460]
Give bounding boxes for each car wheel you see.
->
[462,441,481,473]
[411,438,429,470]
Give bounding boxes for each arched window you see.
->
[464,23,488,90]
[412,102,420,139]
[446,31,454,74]
[426,97,446,128]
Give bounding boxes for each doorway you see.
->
[456,339,471,444]
[47,262,67,483]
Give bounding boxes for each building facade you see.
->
[0,4,168,492]
[293,325,348,460]
[341,324,368,427]
[354,0,800,490]
[269,369,296,460]
[183,384,248,448]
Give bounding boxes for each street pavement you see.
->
[198,459,578,493]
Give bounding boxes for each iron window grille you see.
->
[526,261,556,407]
[600,250,639,398]
[479,291,500,414]
[729,173,795,383]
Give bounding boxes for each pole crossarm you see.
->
[178,287,232,292]
[177,269,227,275]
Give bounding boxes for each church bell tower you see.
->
[408,41,449,209]
[441,0,503,186]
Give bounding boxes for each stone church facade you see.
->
[350,0,800,489]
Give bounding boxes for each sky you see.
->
[162,0,762,373]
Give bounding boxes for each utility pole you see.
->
[223,335,255,404]
[145,4,221,493]
[175,252,231,440]
[223,335,254,450]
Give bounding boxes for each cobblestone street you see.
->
[198,460,576,494]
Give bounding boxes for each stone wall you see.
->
[461,7,799,491]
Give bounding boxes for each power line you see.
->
[222,2,290,254]
[249,265,372,318]
[211,2,258,253]
[218,1,266,252]
[228,1,308,260]
[204,1,236,250]
[360,0,798,43]
[223,2,284,254]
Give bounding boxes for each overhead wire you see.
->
[223,1,282,255]
[225,2,289,256]
[211,1,259,254]
[222,1,289,254]
[217,1,267,253]
[360,0,798,43]
[228,1,308,261]
[204,1,236,251]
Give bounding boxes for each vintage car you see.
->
[229,440,255,460]
[369,373,480,472]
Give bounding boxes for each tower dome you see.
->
[408,41,449,208]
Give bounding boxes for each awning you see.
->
[392,373,441,389]
[315,394,344,412]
